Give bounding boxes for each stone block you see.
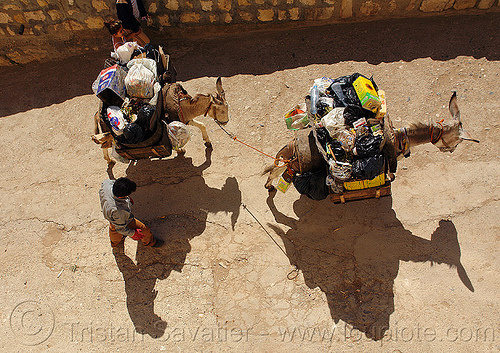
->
[158,15,170,26]
[239,11,253,21]
[219,0,232,11]
[148,3,158,13]
[360,0,381,15]
[165,0,180,11]
[25,11,46,22]
[224,13,233,23]
[85,17,103,29]
[0,13,11,24]
[341,0,353,17]
[289,7,300,20]
[454,0,478,9]
[305,7,335,20]
[300,0,317,5]
[4,5,21,10]
[91,0,109,12]
[278,9,288,20]
[258,9,275,21]
[477,0,497,8]
[48,10,62,21]
[420,0,453,12]
[201,1,213,11]
[180,12,201,23]
[238,0,250,5]
[13,14,25,24]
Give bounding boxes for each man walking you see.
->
[99,177,164,248]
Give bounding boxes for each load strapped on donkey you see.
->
[91,43,180,163]
[91,43,229,166]
[263,73,478,203]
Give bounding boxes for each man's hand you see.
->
[132,229,145,240]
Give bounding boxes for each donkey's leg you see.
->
[103,148,116,167]
[187,119,212,148]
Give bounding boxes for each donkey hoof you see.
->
[204,142,213,149]
[176,149,186,155]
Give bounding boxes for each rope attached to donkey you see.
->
[216,122,295,171]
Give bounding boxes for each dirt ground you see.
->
[0,12,499,353]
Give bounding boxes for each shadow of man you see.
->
[266,192,473,341]
[112,149,241,339]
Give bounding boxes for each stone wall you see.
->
[0,0,498,66]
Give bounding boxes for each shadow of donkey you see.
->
[266,192,473,341]
[112,149,241,339]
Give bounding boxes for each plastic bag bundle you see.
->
[328,159,352,181]
[167,121,191,150]
[321,107,345,138]
[351,155,384,180]
[136,104,155,132]
[327,140,346,161]
[123,123,144,144]
[292,168,330,201]
[125,58,157,98]
[337,129,355,152]
[106,106,127,135]
[116,42,139,64]
[354,133,383,157]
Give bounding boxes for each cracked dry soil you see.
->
[0,12,499,353]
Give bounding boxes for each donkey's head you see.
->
[431,92,479,153]
[206,77,229,125]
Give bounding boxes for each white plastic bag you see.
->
[116,42,138,64]
[106,106,127,135]
[321,107,345,138]
[124,61,156,98]
[111,142,131,164]
[313,77,335,94]
[167,121,191,150]
[127,58,157,78]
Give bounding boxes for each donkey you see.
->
[162,76,228,150]
[93,77,229,166]
[263,92,479,191]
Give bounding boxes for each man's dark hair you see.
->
[113,177,137,198]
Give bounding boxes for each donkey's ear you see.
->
[459,127,480,143]
[216,77,225,99]
[449,91,460,121]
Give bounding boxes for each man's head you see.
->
[113,177,137,198]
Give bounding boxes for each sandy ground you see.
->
[0,12,499,353]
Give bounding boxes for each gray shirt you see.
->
[99,179,135,237]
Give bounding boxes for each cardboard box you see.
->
[95,64,127,106]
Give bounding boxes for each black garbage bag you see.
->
[351,154,384,180]
[315,126,331,146]
[355,133,383,157]
[123,123,144,144]
[316,98,332,118]
[136,104,155,132]
[293,167,330,200]
[343,105,365,127]
[328,140,346,160]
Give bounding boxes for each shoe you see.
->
[152,239,164,248]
